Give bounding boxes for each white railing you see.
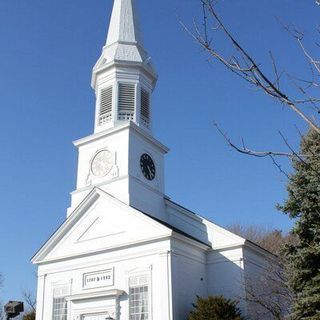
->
[118,111,134,121]
[140,116,150,128]
[99,112,112,125]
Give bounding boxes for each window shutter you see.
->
[118,83,135,120]
[141,88,150,127]
[99,86,113,125]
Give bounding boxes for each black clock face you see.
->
[140,153,156,181]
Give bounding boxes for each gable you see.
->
[33,189,172,264]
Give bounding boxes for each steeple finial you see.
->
[106,0,143,46]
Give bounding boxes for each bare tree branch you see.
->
[228,225,295,319]
[213,122,315,158]
[186,0,320,134]
[297,38,320,75]
[22,290,36,313]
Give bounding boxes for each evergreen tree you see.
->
[188,296,245,320]
[279,129,320,319]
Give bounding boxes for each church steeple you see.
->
[91,0,157,134]
[69,0,168,220]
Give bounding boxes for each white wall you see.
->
[70,123,168,221]
[207,247,247,314]
[36,239,173,320]
[171,239,207,319]
[243,246,280,320]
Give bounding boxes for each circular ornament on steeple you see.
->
[91,150,113,177]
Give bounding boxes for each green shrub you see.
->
[188,296,245,320]
[23,311,36,320]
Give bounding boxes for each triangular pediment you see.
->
[76,216,125,243]
[32,188,171,264]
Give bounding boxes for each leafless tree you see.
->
[0,302,3,320]
[228,224,297,255]
[21,291,36,320]
[0,275,36,320]
[244,257,293,320]
[21,291,36,314]
[182,0,320,164]
[0,274,4,320]
[227,225,296,319]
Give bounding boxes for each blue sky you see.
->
[0,0,318,305]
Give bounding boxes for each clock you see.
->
[140,153,156,181]
[91,150,113,177]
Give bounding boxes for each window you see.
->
[52,286,68,320]
[99,86,113,125]
[129,286,149,320]
[129,275,150,320]
[140,88,150,127]
[52,297,67,320]
[118,83,135,121]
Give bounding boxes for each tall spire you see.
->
[92,0,156,89]
[106,0,143,47]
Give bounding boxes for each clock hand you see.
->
[147,165,152,177]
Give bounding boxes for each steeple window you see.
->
[141,88,150,128]
[99,86,113,125]
[118,83,135,121]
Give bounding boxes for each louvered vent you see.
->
[118,83,135,121]
[99,86,113,125]
[141,88,150,127]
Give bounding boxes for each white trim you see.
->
[165,199,203,223]
[73,122,169,154]
[37,246,170,276]
[32,192,100,263]
[71,173,165,198]
[35,235,172,266]
[65,289,124,302]
[92,60,157,90]
[171,232,210,251]
[244,240,277,259]
[209,243,245,251]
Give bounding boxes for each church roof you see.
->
[134,207,211,248]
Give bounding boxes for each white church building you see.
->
[32,1,273,319]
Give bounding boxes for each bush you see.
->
[23,311,36,320]
[188,296,245,320]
